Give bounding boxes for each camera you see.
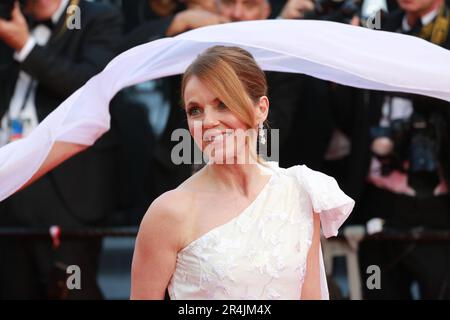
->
[370,119,409,175]
[303,0,362,23]
[0,0,26,20]
[370,112,442,196]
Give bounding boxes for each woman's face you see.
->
[184,76,264,164]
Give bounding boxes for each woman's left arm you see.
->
[301,213,322,299]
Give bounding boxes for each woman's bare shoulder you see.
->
[141,188,195,226]
[135,189,196,254]
[138,170,206,246]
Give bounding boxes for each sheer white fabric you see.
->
[167,162,355,300]
[1,20,450,201]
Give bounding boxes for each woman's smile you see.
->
[203,130,233,143]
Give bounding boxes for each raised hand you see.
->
[0,1,30,51]
[279,0,315,19]
[166,9,230,36]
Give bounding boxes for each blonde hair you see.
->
[181,46,267,129]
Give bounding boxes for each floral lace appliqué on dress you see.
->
[167,162,355,300]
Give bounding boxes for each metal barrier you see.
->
[1,225,449,239]
[0,226,139,238]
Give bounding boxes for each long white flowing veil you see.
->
[1,19,450,201]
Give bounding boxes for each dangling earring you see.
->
[259,122,266,145]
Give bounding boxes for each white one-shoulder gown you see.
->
[167,162,355,300]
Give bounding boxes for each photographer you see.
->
[335,0,450,299]
[0,0,123,299]
[117,0,227,51]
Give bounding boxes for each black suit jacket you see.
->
[0,1,123,224]
[267,72,333,169]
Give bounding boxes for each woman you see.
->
[130,46,355,300]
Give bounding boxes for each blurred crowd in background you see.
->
[0,0,449,300]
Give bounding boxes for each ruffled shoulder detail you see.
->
[285,164,355,238]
